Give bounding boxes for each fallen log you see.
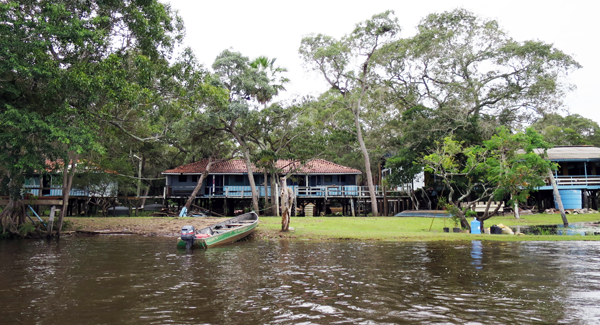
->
[191,204,225,217]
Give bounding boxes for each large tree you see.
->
[210,49,284,214]
[382,8,581,187]
[423,127,555,229]
[0,0,184,234]
[300,11,401,216]
[250,100,326,217]
[531,113,600,147]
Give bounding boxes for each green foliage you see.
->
[300,11,402,216]
[382,9,580,187]
[482,127,555,207]
[17,223,36,237]
[0,0,187,204]
[444,204,462,227]
[422,127,555,222]
[531,114,600,147]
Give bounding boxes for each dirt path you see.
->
[68,217,224,237]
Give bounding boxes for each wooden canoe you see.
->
[177,211,259,249]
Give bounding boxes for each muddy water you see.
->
[1,237,600,324]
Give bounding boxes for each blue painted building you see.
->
[535,146,600,210]
[162,159,363,198]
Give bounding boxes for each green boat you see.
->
[177,211,259,249]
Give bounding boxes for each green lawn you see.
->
[257,213,600,242]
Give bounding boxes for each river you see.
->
[1,236,599,324]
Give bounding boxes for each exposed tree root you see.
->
[0,199,27,235]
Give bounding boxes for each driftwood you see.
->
[191,204,225,217]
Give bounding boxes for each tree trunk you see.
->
[263,169,269,214]
[0,195,26,235]
[141,186,150,209]
[270,171,278,216]
[280,177,294,232]
[457,208,470,230]
[231,129,260,214]
[184,159,215,212]
[353,111,378,216]
[0,172,27,230]
[548,170,568,225]
[242,149,260,214]
[58,154,79,236]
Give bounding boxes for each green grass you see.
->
[257,213,600,242]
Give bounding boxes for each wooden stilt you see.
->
[47,206,56,238]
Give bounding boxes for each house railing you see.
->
[23,186,88,197]
[165,185,413,198]
[553,176,600,187]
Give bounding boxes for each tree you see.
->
[422,137,491,229]
[210,49,283,214]
[249,99,326,216]
[481,128,555,220]
[0,0,184,234]
[422,127,555,229]
[181,118,235,213]
[300,11,401,216]
[531,113,600,147]
[250,56,290,105]
[382,8,580,187]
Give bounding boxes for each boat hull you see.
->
[177,212,258,249]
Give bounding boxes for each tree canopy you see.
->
[0,4,592,233]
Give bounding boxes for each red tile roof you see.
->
[163,159,362,175]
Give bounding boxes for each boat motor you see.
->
[181,225,196,249]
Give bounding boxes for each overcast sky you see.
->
[167,0,599,124]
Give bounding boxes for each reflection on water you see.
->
[1,237,600,324]
[513,222,600,236]
[471,240,482,270]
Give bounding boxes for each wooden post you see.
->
[548,170,569,226]
[513,194,520,219]
[294,187,298,217]
[383,186,388,216]
[350,198,355,217]
[275,183,280,217]
[583,190,589,209]
[47,206,56,238]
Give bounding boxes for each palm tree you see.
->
[250,56,290,104]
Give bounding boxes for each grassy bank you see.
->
[29,212,600,242]
[256,213,600,242]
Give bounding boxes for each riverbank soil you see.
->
[68,217,223,236]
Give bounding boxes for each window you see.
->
[324,175,332,183]
[340,175,346,183]
[178,175,187,182]
[235,175,244,183]
[587,162,600,176]
[191,175,198,182]
[567,162,585,176]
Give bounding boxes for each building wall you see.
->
[307,175,356,186]
[168,173,358,189]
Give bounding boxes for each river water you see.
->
[1,237,600,324]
